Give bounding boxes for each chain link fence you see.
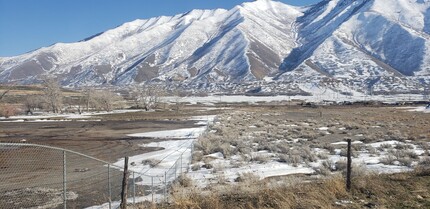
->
[0,142,194,209]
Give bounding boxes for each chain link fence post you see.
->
[132,171,135,205]
[108,164,112,209]
[180,153,183,174]
[164,171,167,202]
[63,150,67,209]
[151,176,154,204]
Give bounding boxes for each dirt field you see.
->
[0,106,223,208]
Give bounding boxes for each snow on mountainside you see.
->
[0,0,429,96]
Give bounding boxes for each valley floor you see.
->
[1,102,429,208]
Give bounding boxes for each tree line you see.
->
[0,76,165,118]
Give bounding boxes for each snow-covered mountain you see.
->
[1,0,429,96]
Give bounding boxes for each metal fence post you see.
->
[164,171,167,201]
[180,153,183,174]
[132,171,136,205]
[108,164,112,209]
[63,150,67,209]
[151,176,154,204]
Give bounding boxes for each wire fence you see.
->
[0,141,194,209]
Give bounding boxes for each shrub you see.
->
[202,163,213,169]
[234,172,259,183]
[323,144,336,155]
[343,122,360,130]
[322,160,336,172]
[378,143,392,151]
[275,142,290,154]
[176,175,193,187]
[191,164,200,171]
[339,148,358,158]
[252,154,270,164]
[394,143,414,150]
[315,165,332,176]
[301,146,318,162]
[213,143,233,158]
[335,160,347,171]
[0,104,18,118]
[398,158,413,167]
[192,151,203,163]
[142,159,160,167]
[379,155,396,165]
[418,157,430,167]
[366,146,378,156]
[317,152,329,160]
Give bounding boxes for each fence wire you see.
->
[0,142,194,209]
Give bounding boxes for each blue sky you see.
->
[0,0,319,57]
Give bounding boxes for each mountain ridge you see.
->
[1,0,429,96]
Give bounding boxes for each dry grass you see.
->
[164,170,430,209]
[169,175,348,209]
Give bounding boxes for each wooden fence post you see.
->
[120,157,129,209]
[346,139,352,192]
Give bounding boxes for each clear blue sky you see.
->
[0,0,319,57]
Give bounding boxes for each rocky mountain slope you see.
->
[1,0,429,96]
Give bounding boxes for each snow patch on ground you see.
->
[127,127,207,139]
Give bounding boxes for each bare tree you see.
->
[172,90,185,114]
[24,95,43,115]
[131,85,162,111]
[41,76,63,113]
[82,88,96,112]
[92,89,122,112]
[0,89,10,101]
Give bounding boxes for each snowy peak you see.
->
[0,0,429,96]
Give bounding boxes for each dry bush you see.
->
[352,143,365,151]
[195,137,228,156]
[343,122,361,130]
[322,160,336,172]
[279,153,302,167]
[202,163,213,169]
[394,143,414,150]
[212,143,233,158]
[191,164,200,171]
[317,152,329,160]
[398,158,413,167]
[386,130,407,141]
[378,143,392,151]
[301,146,317,162]
[315,164,332,176]
[298,130,318,141]
[192,151,203,163]
[362,134,379,143]
[170,175,349,209]
[0,104,18,118]
[176,175,193,187]
[417,142,429,152]
[366,145,378,156]
[251,154,270,164]
[389,149,419,160]
[379,155,397,165]
[323,143,336,155]
[335,160,347,171]
[234,172,259,183]
[419,157,430,167]
[142,159,160,167]
[339,148,358,158]
[274,142,290,154]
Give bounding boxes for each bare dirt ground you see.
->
[0,106,223,208]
